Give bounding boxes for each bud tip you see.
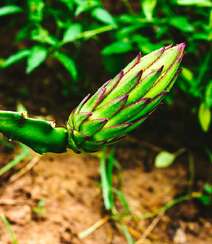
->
[177,42,186,51]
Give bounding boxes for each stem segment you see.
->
[0,111,68,154]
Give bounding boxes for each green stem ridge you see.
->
[0,111,68,154]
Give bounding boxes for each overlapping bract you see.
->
[67,43,185,153]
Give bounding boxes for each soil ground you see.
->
[0,139,211,243]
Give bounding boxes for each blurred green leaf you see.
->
[60,0,75,10]
[32,199,46,217]
[155,151,176,168]
[192,32,210,40]
[54,51,78,80]
[118,14,147,24]
[113,189,130,213]
[141,0,157,21]
[170,16,194,32]
[26,46,48,73]
[205,82,212,107]
[100,149,113,210]
[176,0,212,7]
[204,183,212,194]
[198,183,212,205]
[119,225,134,244]
[116,25,143,39]
[75,0,99,16]
[16,103,27,113]
[1,49,30,68]
[28,0,44,23]
[198,102,211,132]
[91,7,115,24]
[80,25,115,39]
[199,194,211,205]
[0,5,22,17]
[0,214,18,244]
[62,23,82,43]
[181,67,194,82]
[102,41,133,55]
[132,35,161,53]
[31,27,58,46]
[16,26,30,42]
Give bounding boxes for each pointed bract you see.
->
[67,43,185,153]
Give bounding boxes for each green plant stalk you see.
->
[0,214,18,244]
[0,111,68,154]
[0,143,29,176]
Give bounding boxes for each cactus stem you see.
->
[0,111,68,154]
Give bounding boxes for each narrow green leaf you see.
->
[119,225,135,244]
[91,7,115,24]
[0,5,22,17]
[31,27,58,45]
[75,0,99,16]
[107,149,116,186]
[155,151,176,168]
[62,23,82,43]
[205,82,212,108]
[198,102,211,132]
[141,0,157,21]
[0,214,18,244]
[26,46,47,73]
[176,0,212,7]
[0,143,29,176]
[28,0,44,23]
[170,16,194,32]
[113,189,130,213]
[204,183,212,194]
[100,150,113,210]
[102,41,133,55]
[1,49,30,68]
[181,67,193,82]
[54,52,78,80]
[60,0,75,10]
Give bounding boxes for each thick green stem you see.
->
[0,111,68,154]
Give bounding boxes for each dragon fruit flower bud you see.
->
[67,43,185,153]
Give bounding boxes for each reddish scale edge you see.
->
[93,87,107,109]
[104,70,125,95]
[79,91,166,148]
[165,67,182,92]
[135,66,164,86]
[150,45,185,90]
[95,93,128,112]
[90,45,168,112]
[69,93,91,128]
[103,121,132,130]
[96,47,163,107]
[75,93,91,114]
[130,66,164,100]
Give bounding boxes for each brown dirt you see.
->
[0,142,211,244]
